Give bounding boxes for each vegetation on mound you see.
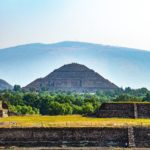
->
[0,115,150,128]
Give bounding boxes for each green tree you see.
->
[143,93,150,101]
[82,103,94,114]
[72,105,82,114]
[13,85,22,92]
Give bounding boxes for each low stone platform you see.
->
[97,103,150,118]
[0,127,150,148]
[0,128,128,148]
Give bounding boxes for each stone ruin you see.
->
[0,101,8,118]
[97,103,150,118]
[0,127,150,148]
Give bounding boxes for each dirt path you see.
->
[2,147,150,150]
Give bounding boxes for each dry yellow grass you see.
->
[0,115,150,128]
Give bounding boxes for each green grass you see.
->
[0,115,150,128]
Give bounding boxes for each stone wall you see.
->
[0,128,128,147]
[136,104,150,118]
[97,103,150,118]
[97,103,134,118]
[0,127,150,148]
[134,127,150,147]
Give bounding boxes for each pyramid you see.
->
[24,63,118,92]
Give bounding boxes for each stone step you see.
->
[128,127,135,147]
[134,103,138,118]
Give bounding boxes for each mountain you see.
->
[0,79,12,90]
[24,63,118,92]
[0,41,150,89]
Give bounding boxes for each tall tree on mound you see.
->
[24,63,118,92]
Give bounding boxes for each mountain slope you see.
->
[24,63,118,92]
[0,79,12,90]
[0,41,150,89]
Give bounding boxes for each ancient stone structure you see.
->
[24,63,118,92]
[0,128,128,147]
[0,101,8,117]
[0,127,150,148]
[134,127,150,147]
[136,103,150,118]
[97,103,150,118]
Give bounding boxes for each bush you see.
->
[9,105,39,115]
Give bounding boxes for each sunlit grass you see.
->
[0,115,150,128]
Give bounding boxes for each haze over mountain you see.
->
[0,79,12,90]
[0,41,150,89]
[24,63,118,92]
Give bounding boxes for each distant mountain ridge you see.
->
[0,79,12,90]
[0,41,150,89]
[24,63,118,92]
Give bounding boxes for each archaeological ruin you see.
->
[0,101,8,118]
[0,127,150,148]
[24,63,118,92]
[97,103,150,118]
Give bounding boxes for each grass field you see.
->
[0,115,150,128]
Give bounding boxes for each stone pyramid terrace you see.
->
[97,103,150,118]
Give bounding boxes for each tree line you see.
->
[0,86,150,115]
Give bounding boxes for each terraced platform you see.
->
[97,103,150,118]
[0,127,150,148]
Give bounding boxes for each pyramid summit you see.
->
[54,63,90,71]
[24,63,118,92]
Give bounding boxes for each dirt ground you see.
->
[1,147,150,150]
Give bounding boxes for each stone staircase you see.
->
[128,127,135,147]
[134,103,138,118]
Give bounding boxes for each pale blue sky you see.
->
[1,0,150,50]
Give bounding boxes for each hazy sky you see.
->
[1,0,150,50]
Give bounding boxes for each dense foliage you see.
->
[0,86,150,115]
